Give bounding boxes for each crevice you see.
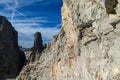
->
[77,20,94,30]
[76,20,94,40]
[104,30,114,35]
[84,36,98,45]
[104,20,120,35]
[111,20,120,29]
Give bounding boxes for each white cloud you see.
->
[18,0,44,7]
[14,23,39,26]
[0,0,14,4]
[0,12,11,17]
[0,0,61,22]
[0,0,59,8]
[14,23,60,41]
[0,0,61,48]
[15,24,60,48]
[12,19,57,23]
[1,0,61,46]
[15,25,60,37]
[30,17,48,20]
[56,23,61,28]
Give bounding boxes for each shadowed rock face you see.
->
[105,0,118,14]
[0,16,27,79]
[28,32,43,63]
[33,32,43,53]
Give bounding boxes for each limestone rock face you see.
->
[0,16,27,79]
[28,32,43,63]
[17,0,120,80]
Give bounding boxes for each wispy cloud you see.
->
[56,23,62,28]
[11,0,18,24]
[12,19,58,23]
[15,24,60,48]
[0,0,62,48]
[0,0,14,5]
[15,24,60,38]
[0,0,60,8]
[43,0,60,5]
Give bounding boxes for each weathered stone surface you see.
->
[28,32,43,63]
[17,0,120,80]
[0,16,27,79]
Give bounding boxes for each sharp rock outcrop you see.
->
[17,0,120,80]
[28,32,43,63]
[0,16,27,79]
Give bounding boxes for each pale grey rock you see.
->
[17,0,120,80]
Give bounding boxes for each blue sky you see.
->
[0,0,63,48]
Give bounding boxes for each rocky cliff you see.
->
[17,0,120,80]
[0,16,27,79]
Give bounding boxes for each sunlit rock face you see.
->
[17,0,120,80]
[0,16,27,79]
